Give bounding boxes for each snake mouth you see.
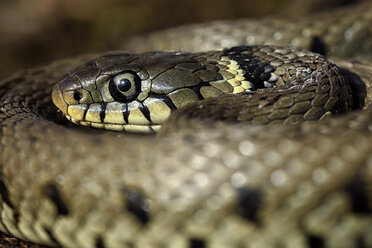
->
[53,84,162,133]
[64,114,161,133]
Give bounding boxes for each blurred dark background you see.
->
[0,0,362,78]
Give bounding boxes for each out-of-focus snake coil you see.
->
[0,2,371,248]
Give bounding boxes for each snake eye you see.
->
[109,71,141,102]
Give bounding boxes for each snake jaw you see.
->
[66,114,161,132]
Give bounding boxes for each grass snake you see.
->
[0,2,372,248]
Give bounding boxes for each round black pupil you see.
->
[118,78,131,92]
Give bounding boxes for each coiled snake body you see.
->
[0,3,372,248]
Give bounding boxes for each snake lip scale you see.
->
[0,3,372,248]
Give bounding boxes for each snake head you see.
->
[52,51,225,132]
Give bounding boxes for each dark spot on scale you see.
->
[122,187,150,224]
[310,36,327,56]
[95,236,106,248]
[123,103,129,124]
[138,102,151,122]
[99,102,107,123]
[340,68,366,110]
[29,136,37,143]
[236,187,263,223]
[356,235,367,248]
[259,72,271,81]
[82,103,90,121]
[42,183,69,216]
[125,242,135,248]
[146,94,177,111]
[189,238,206,248]
[344,169,371,213]
[13,213,19,224]
[307,234,325,248]
[189,82,211,100]
[44,227,62,246]
[0,178,14,209]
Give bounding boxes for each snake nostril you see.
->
[73,91,83,102]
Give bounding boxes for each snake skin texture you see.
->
[0,2,372,248]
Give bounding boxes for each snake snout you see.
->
[52,83,91,126]
[52,84,68,114]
